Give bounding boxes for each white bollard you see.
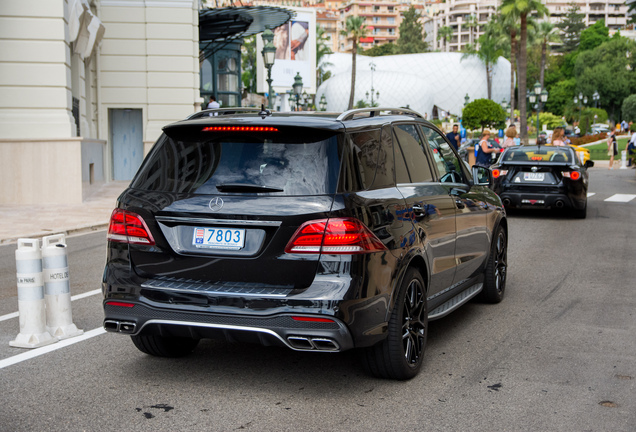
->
[42,234,83,340]
[10,239,57,348]
[620,150,628,169]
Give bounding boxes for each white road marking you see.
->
[604,194,636,203]
[587,192,596,197]
[0,289,101,322]
[0,327,107,370]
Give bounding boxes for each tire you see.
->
[571,200,587,219]
[131,334,199,358]
[479,225,507,304]
[360,268,428,380]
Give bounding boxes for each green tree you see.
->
[461,22,503,100]
[462,98,507,131]
[578,19,610,52]
[492,13,520,121]
[341,16,369,110]
[574,36,636,121]
[437,26,453,52]
[364,42,397,56]
[241,35,256,94]
[316,25,333,87]
[534,22,561,88]
[544,77,575,116]
[395,6,428,54]
[621,94,636,122]
[500,0,549,144]
[464,14,479,46]
[556,3,585,53]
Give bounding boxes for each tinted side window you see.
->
[393,124,434,183]
[341,129,392,191]
[421,126,464,183]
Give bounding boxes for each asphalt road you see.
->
[1,167,635,431]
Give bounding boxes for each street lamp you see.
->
[464,93,470,106]
[261,28,276,109]
[592,91,600,108]
[319,94,327,111]
[529,81,548,142]
[292,72,303,111]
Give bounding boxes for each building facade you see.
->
[0,0,201,205]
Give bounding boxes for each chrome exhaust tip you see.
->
[288,336,314,350]
[119,322,136,334]
[310,338,339,351]
[555,200,565,208]
[104,320,120,332]
[502,198,511,207]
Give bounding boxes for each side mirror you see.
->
[472,165,491,186]
[585,160,595,168]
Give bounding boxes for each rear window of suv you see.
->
[130,128,342,196]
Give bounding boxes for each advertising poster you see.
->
[256,7,316,95]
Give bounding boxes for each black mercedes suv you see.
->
[102,107,508,380]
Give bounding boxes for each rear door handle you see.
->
[412,205,425,218]
[455,199,465,209]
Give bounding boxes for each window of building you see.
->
[388,17,395,24]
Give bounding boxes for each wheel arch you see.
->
[385,252,429,322]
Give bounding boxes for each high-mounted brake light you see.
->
[285,218,387,254]
[202,126,278,132]
[562,171,581,180]
[107,209,155,245]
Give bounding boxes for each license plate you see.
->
[523,172,545,181]
[192,227,245,250]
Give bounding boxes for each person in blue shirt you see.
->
[446,124,460,150]
[475,129,499,167]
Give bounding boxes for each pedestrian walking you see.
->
[551,127,566,146]
[446,124,460,150]
[607,130,618,170]
[502,126,517,148]
[475,129,498,168]
[207,96,220,110]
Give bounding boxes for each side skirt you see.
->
[427,283,483,321]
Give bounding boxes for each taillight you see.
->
[105,301,135,308]
[562,171,581,180]
[492,169,508,178]
[107,209,155,245]
[285,218,387,254]
[291,316,335,323]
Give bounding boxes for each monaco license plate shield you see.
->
[193,227,245,250]
[523,172,545,182]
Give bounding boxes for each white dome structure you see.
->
[317,52,512,118]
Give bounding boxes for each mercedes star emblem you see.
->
[209,197,224,212]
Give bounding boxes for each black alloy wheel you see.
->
[480,225,507,303]
[360,268,428,380]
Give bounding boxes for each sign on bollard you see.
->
[42,234,83,340]
[620,150,628,169]
[10,239,57,348]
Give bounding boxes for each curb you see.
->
[0,222,109,245]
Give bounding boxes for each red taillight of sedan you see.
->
[107,209,155,245]
[285,218,387,254]
[562,171,581,180]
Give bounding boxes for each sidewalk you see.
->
[0,181,128,244]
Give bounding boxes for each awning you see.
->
[199,6,295,42]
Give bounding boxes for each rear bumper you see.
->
[103,302,354,352]
[498,191,585,210]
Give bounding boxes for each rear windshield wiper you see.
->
[216,183,284,193]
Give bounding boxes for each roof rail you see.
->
[186,108,267,120]
[336,107,425,122]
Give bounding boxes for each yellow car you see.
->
[569,144,590,164]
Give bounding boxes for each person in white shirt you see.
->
[207,96,220,110]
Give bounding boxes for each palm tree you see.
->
[341,16,369,110]
[316,25,333,87]
[500,0,548,144]
[437,26,453,52]
[493,13,520,123]
[462,23,503,100]
[464,14,479,47]
[534,22,561,88]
